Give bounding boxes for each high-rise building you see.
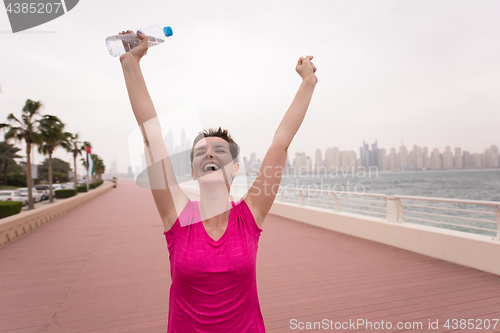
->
[314,149,324,174]
[360,141,370,169]
[340,151,350,172]
[422,147,429,169]
[471,153,482,168]
[388,148,398,171]
[359,140,380,169]
[306,156,313,173]
[111,158,118,175]
[325,147,340,171]
[454,148,462,169]
[463,151,472,169]
[412,145,423,170]
[294,152,308,174]
[325,148,334,171]
[349,151,357,170]
[484,145,499,168]
[431,148,442,169]
[443,146,453,169]
[379,148,387,171]
[339,151,357,171]
[371,140,380,169]
[399,145,411,170]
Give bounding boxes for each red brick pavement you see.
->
[1,180,499,332]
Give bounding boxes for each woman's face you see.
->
[191,137,239,185]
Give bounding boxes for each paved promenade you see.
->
[1,180,499,332]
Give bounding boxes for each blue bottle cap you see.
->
[163,26,173,37]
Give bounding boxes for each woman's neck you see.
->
[199,183,232,226]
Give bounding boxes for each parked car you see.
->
[52,184,64,191]
[63,182,75,189]
[0,190,28,206]
[18,188,43,203]
[34,185,50,200]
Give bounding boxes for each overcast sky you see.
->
[1,0,499,175]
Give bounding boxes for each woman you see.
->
[119,30,317,332]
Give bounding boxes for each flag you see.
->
[87,154,94,178]
[86,146,94,178]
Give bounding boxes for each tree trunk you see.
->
[2,161,8,186]
[26,142,34,210]
[49,152,53,203]
[74,153,77,191]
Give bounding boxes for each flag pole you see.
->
[86,149,89,192]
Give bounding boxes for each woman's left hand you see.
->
[296,56,318,84]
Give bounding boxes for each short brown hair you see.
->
[190,127,240,168]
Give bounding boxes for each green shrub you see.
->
[92,180,103,188]
[89,183,96,189]
[6,172,26,187]
[0,201,23,219]
[77,185,87,193]
[55,189,77,199]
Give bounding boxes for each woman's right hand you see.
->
[119,30,149,63]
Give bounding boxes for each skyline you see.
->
[245,142,500,176]
[106,136,499,179]
[2,0,500,174]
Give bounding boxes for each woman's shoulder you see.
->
[163,199,200,235]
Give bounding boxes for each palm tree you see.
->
[65,134,85,190]
[92,154,106,181]
[37,115,70,203]
[0,141,22,185]
[0,99,43,209]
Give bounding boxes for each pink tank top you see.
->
[163,198,266,333]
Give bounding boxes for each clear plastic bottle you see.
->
[106,25,173,57]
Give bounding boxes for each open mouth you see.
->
[203,162,221,172]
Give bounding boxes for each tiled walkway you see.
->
[1,180,499,332]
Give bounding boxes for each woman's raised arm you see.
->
[244,56,318,228]
[120,31,189,231]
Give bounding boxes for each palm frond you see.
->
[6,113,22,125]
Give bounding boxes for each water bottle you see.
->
[106,25,173,57]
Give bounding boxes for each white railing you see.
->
[181,181,500,239]
[394,195,500,238]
